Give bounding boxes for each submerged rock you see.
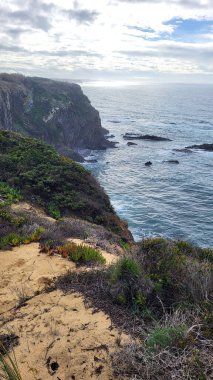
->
[127,142,137,146]
[85,159,98,163]
[163,160,179,164]
[186,144,213,152]
[173,148,193,154]
[106,134,115,139]
[123,133,172,141]
[108,120,121,124]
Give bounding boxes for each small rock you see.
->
[85,159,97,163]
[163,160,179,164]
[145,161,152,166]
[123,133,172,141]
[127,142,137,146]
[173,148,193,153]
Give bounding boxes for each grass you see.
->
[0,228,45,250]
[145,324,187,353]
[60,242,106,265]
[0,350,22,380]
[0,183,22,206]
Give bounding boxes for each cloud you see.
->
[0,0,213,81]
[0,0,55,32]
[118,40,213,62]
[115,0,212,7]
[64,1,99,24]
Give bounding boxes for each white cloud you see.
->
[0,0,213,81]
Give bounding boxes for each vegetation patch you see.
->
[0,131,130,238]
[40,241,106,265]
[145,324,187,353]
[0,182,22,206]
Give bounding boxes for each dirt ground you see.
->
[0,240,129,380]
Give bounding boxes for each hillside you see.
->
[0,130,131,240]
[0,132,212,380]
[0,74,113,161]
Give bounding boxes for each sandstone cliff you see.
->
[0,73,113,161]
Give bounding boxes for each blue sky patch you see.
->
[128,18,213,42]
[164,18,213,42]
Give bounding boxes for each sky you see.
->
[1,0,213,83]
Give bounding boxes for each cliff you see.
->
[0,73,113,161]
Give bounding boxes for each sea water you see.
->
[82,83,213,247]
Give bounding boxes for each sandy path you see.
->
[0,242,129,380]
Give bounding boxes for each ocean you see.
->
[81,83,213,247]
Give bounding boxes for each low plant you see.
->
[109,257,141,284]
[145,324,187,353]
[0,183,22,206]
[0,349,22,380]
[108,257,152,312]
[0,228,45,250]
[118,239,130,252]
[47,203,61,220]
[62,242,106,265]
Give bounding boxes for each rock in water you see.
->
[163,160,179,164]
[123,133,172,141]
[186,144,213,152]
[173,148,193,154]
[145,161,152,166]
[127,142,137,146]
[0,73,114,161]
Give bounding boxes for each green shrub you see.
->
[62,242,106,265]
[110,257,141,284]
[118,239,130,251]
[145,324,187,353]
[176,241,213,263]
[108,257,151,313]
[0,210,26,226]
[0,182,22,205]
[0,228,45,250]
[139,238,186,286]
[47,203,61,220]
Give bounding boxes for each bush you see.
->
[61,242,106,265]
[145,325,187,353]
[47,203,61,220]
[139,238,186,285]
[110,257,141,284]
[137,238,213,308]
[0,228,45,250]
[108,257,152,312]
[0,182,22,205]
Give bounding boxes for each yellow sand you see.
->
[0,241,129,380]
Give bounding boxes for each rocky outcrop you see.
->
[0,73,113,161]
[186,144,213,152]
[123,133,172,141]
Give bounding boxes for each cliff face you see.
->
[0,74,112,161]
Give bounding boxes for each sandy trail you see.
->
[0,241,128,380]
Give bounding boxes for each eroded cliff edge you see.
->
[0,73,113,161]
